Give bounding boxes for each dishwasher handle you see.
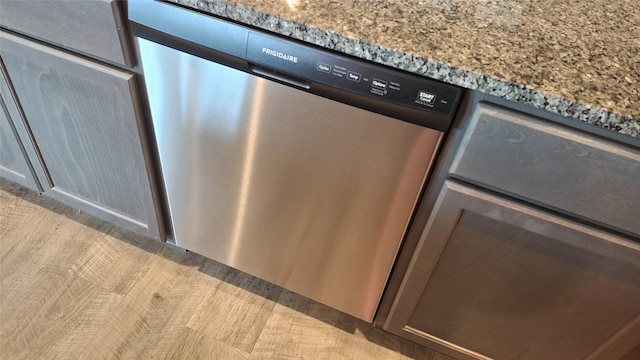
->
[249,64,311,89]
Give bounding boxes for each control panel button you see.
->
[372,79,387,90]
[317,62,331,73]
[347,71,361,82]
[416,90,436,106]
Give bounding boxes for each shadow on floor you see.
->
[2,178,450,359]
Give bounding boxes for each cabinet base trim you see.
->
[403,326,492,359]
[52,187,150,230]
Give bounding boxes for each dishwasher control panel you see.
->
[247,32,462,117]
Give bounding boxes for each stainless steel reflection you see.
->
[138,38,443,322]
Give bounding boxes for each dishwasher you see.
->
[129,0,462,322]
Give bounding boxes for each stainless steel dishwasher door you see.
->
[138,37,443,322]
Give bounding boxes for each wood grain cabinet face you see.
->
[0,0,133,66]
[450,103,640,238]
[0,31,160,240]
[0,68,41,192]
[384,180,640,360]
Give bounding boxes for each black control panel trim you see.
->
[246,32,461,118]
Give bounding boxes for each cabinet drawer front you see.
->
[450,103,640,237]
[0,0,133,66]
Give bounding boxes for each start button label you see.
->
[416,90,436,106]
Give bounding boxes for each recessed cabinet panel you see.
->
[0,0,133,66]
[0,96,40,192]
[450,103,640,237]
[385,180,640,360]
[0,31,159,239]
[0,65,43,192]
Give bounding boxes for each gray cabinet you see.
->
[0,66,41,192]
[380,93,640,359]
[450,101,640,238]
[0,0,134,66]
[0,30,161,240]
[384,180,640,360]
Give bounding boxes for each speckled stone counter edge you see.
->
[170,0,640,139]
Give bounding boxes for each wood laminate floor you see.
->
[0,180,454,360]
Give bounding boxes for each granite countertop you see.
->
[167,0,639,139]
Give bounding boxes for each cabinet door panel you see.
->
[385,180,640,360]
[0,31,159,239]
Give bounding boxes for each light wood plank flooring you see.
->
[0,180,454,360]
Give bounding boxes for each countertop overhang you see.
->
[165,0,639,139]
